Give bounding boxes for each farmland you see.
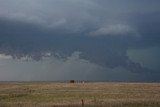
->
[0,82,160,107]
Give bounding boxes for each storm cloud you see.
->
[0,0,160,81]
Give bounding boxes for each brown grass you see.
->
[0,82,160,107]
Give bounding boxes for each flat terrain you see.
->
[0,82,160,107]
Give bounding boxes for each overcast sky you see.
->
[0,0,160,81]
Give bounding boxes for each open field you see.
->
[0,82,160,107]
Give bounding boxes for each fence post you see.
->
[82,99,84,107]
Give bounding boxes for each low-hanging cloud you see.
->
[0,52,105,81]
[1,52,159,82]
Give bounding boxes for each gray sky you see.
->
[0,0,160,81]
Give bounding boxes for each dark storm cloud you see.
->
[132,12,160,48]
[0,0,160,76]
[0,17,156,74]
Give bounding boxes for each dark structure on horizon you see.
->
[70,80,75,83]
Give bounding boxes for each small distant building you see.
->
[70,80,75,83]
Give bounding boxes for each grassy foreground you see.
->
[0,82,160,107]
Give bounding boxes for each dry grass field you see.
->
[0,82,160,107]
